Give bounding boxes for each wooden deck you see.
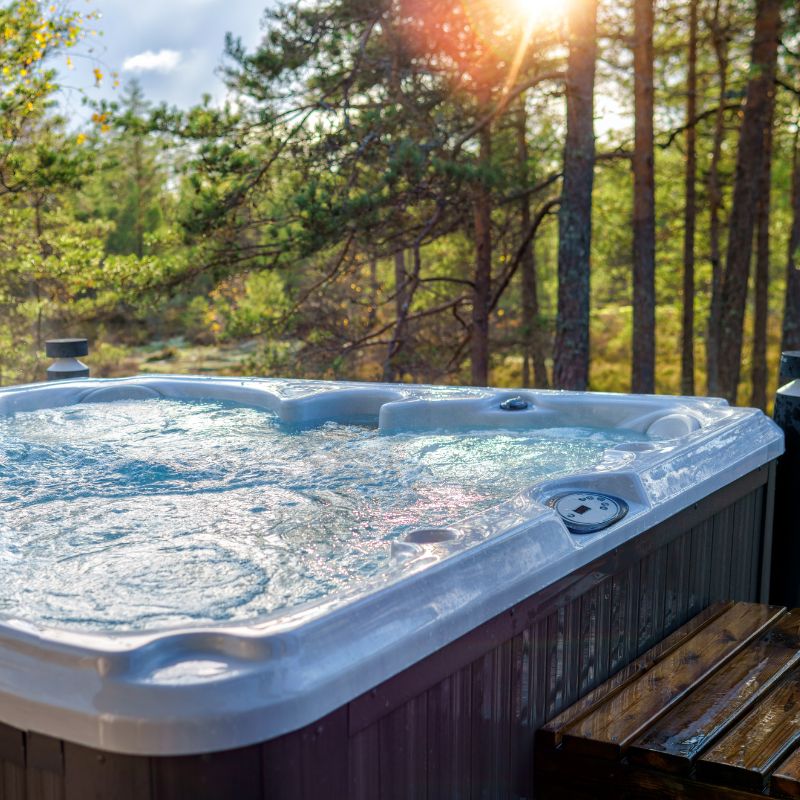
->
[535,601,800,798]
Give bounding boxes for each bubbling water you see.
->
[0,399,646,631]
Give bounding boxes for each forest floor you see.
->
[94,339,259,378]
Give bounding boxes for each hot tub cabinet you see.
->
[0,377,783,799]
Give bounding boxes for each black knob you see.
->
[45,338,89,358]
[500,396,529,411]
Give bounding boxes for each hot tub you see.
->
[0,376,783,799]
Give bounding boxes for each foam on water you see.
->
[0,399,648,631]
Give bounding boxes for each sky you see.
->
[55,0,270,123]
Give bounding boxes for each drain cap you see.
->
[547,492,628,534]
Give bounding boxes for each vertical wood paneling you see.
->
[594,576,613,687]
[426,667,471,800]
[577,585,599,697]
[24,770,63,800]
[349,727,380,800]
[664,531,690,635]
[749,488,765,600]
[0,761,25,800]
[545,610,562,719]
[622,562,642,666]
[637,552,654,653]
[509,630,532,799]
[0,724,25,800]
[729,493,756,600]
[688,518,714,616]
[63,744,151,800]
[262,707,347,799]
[530,617,549,729]
[25,734,63,800]
[470,641,512,799]
[151,746,262,800]
[651,543,668,642]
[709,505,734,601]
[379,694,427,800]
[636,547,667,654]
[608,568,629,675]
[562,598,582,708]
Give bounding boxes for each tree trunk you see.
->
[681,0,698,396]
[782,129,800,353]
[383,250,408,381]
[750,122,773,410]
[631,0,656,394]
[471,119,492,386]
[553,0,597,390]
[517,102,549,389]
[367,255,379,328]
[706,0,729,395]
[716,0,781,404]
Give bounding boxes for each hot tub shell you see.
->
[0,376,783,798]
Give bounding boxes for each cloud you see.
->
[122,49,182,74]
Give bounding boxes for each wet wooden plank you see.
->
[771,745,800,798]
[535,600,733,749]
[629,607,800,773]
[561,602,785,759]
[696,668,800,792]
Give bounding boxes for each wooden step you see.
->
[535,600,733,750]
[627,607,800,774]
[560,603,785,760]
[696,668,800,792]
[771,746,800,798]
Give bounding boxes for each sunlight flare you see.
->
[507,0,563,26]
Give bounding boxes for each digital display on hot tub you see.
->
[0,397,651,632]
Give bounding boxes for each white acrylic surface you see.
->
[0,375,784,755]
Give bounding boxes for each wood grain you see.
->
[628,607,800,773]
[696,668,800,791]
[536,600,733,749]
[561,602,785,759]
[771,745,800,798]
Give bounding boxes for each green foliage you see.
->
[1,0,799,405]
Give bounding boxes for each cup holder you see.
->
[403,527,460,544]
